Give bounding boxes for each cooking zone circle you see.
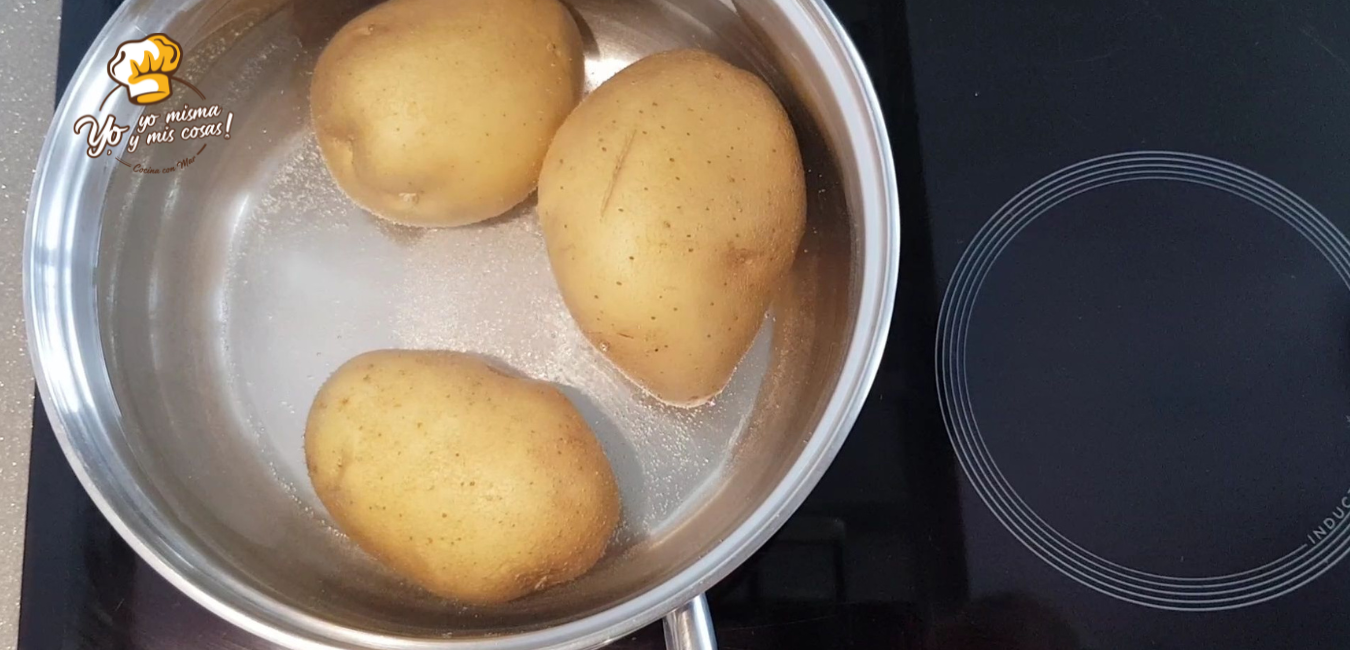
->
[936,151,1350,611]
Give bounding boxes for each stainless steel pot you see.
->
[24,0,897,648]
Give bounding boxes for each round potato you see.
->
[311,0,584,227]
[305,350,620,605]
[538,49,806,406]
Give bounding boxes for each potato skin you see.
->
[311,0,584,227]
[305,350,620,605]
[538,50,806,406]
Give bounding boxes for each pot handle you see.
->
[662,594,717,650]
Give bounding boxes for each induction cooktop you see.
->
[20,0,1350,648]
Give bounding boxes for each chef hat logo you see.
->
[107,34,182,105]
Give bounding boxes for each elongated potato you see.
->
[538,49,806,406]
[311,0,584,226]
[305,350,621,605]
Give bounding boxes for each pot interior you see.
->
[86,0,858,640]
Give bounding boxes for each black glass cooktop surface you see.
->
[20,0,1350,648]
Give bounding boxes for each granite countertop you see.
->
[0,0,61,647]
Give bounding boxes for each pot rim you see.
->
[23,0,899,647]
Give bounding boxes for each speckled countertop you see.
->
[0,0,61,647]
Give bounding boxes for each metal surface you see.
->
[0,1,61,648]
[24,0,897,648]
[662,596,717,650]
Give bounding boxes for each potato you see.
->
[310,0,584,227]
[305,350,621,605]
[538,49,806,406]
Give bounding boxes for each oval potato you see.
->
[311,0,584,227]
[305,350,620,605]
[538,49,806,406]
